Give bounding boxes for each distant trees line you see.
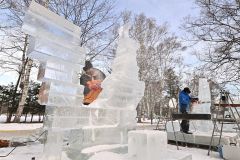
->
[0,81,45,123]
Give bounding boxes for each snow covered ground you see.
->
[0,121,223,160]
[0,123,42,131]
[0,116,43,140]
[0,143,222,160]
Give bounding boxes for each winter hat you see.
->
[183,87,191,93]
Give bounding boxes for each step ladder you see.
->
[208,90,240,155]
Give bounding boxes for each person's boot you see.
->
[185,131,193,134]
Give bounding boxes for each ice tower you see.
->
[191,78,213,132]
[22,1,85,159]
[90,25,145,110]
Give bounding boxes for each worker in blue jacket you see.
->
[179,87,192,134]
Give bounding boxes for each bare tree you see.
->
[48,0,119,60]
[184,0,240,84]
[0,0,119,122]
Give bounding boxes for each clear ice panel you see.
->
[69,127,129,149]
[37,63,79,84]
[44,116,89,129]
[27,37,85,65]
[128,130,168,160]
[22,2,81,46]
[39,92,83,106]
[39,81,83,97]
[43,107,135,128]
[93,76,144,110]
[43,61,79,73]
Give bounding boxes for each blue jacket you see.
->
[179,90,191,112]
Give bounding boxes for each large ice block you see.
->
[27,37,85,66]
[37,63,79,84]
[22,1,81,46]
[39,81,83,97]
[43,60,80,73]
[198,78,211,103]
[129,131,192,160]
[128,130,166,160]
[191,78,213,132]
[39,93,82,106]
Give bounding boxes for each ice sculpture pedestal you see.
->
[128,130,192,160]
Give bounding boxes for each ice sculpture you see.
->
[191,78,212,132]
[66,25,145,160]
[22,2,145,160]
[22,1,85,160]
[89,25,145,110]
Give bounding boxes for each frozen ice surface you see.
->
[90,25,145,110]
[22,1,81,46]
[27,37,85,66]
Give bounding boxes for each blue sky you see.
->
[116,0,201,69]
[116,0,199,36]
[0,0,200,85]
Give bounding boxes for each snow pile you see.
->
[0,143,223,160]
[88,152,127,160]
